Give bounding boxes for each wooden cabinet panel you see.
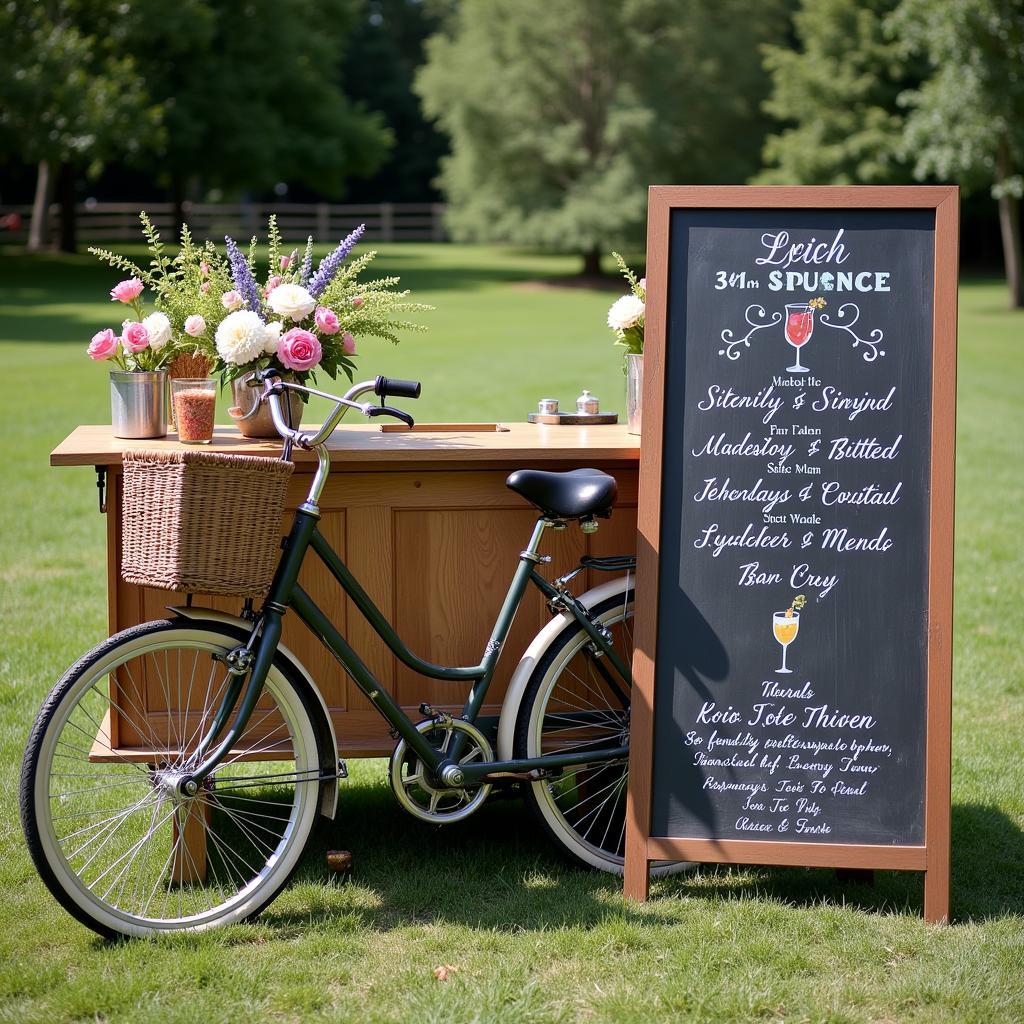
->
[391,506,585,710]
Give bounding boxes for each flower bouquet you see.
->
[89,213,429,439]
[606,252,646,360]
[606,252,646,435]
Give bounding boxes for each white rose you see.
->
[263,321,283,355]
[267,283,316,321]
[215,310,269,366]
[607,294,645,331]
[142,311,172,350]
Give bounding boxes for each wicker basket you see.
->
[121,449,295,597]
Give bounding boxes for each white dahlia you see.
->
[607,294,645,331]
[216,310,268,366]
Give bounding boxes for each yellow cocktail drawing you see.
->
[772,610,800,674]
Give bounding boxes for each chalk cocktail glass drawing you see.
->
[772,610,799,673]
[784,302,814,372]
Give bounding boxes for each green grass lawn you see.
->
[0,245,1022,1023]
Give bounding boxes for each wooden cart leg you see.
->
[172,797,210,885]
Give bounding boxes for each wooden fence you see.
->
[0,201,448,245]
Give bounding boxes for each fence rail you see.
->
[0,201,448,245]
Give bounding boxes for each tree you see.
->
[415,0,791,275]
[890,0,1024,308]
[758,0,918,185]
[140,0,395,226]
[0,1,159,252]
[136,0,393,228]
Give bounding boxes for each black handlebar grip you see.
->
[374,375,421,400]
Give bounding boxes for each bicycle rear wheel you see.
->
[20,620,322,937]
[514,590,636,872]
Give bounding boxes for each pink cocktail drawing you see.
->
[784,302,814,372]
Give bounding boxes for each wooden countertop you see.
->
[51,422,641,469]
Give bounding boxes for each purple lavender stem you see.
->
[308,224,365,298]
[225,235,263,316]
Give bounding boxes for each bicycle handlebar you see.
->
[257,368,421,449]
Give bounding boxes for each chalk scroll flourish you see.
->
[818,302,886,361]
[718,305,783,361]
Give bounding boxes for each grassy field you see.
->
[0,244,1021,1023]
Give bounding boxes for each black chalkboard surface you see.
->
[625,187,958,923]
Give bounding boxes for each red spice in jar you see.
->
[174,388,216,443]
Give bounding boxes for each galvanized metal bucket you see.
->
[626,353,643,435]
[109,370,168,439]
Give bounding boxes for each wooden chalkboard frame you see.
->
[624,185,958,923]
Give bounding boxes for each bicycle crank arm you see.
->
[458,744,629,785]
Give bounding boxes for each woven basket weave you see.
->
[121,449,294,597]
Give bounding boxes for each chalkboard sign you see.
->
[624,187,958,923]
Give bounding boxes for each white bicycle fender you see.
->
[495,575,633,760]
[169,605,340,819]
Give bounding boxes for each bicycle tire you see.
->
[21,619,324,938]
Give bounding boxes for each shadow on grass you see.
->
[252,780,1024,936]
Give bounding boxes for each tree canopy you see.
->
[891,0,1024,306]
[0,0,158,172]
[416,0,792,273]
[0,0,393,250]
[758,0,917,185]
[142,0,392,203]
[761,0,1024,307]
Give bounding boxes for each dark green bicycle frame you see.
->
[186,506,632,789]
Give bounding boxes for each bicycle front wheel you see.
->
[20,620,322,938]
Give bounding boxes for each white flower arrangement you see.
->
[607,252,646,363]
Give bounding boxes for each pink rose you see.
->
[88,328,119,360]
[199,261,210,277]
[184,314,206,337]
[221,290,243,310]
[351,295,364,308]
[264,275,283,297]
[314,306,340,334]
[279,254,293,271]
[121,321,150,353]
[341,331,356,356]
[278,328,322,372]
[110,278,143,303]
[200,281,211,294]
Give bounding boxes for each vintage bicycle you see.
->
[21,369,668,938]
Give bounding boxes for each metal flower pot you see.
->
[626,353,643,435]
[110,370,168,439]
[230,371,304,439]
